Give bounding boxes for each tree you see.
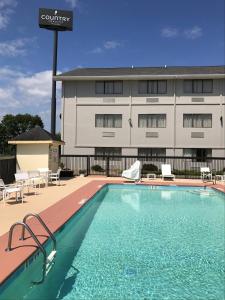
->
[0,114,44,155]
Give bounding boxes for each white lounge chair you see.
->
[161,164,175,180]
[122,160,141,182]
[0,178,23,204]
[200,167,212,181]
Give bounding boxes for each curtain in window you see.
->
[138,148,166,156]
[95,148,121,156]
[95,114,104,127]
[183,114,212,128]
[203,80,213,93]
[95,81,104,94]
[139,114,166,128]
[138,81,148,94]
[149,114,166,128]
[114,81,122,94]
[158,81,167,94]
[202,114,212,128]
[183,114,193,127]
[149,81,158,94]
[138,115,147,127]
[183,80,192,93]
[193,80,203,93]
[114,115,122,128]
[105,82,114,94]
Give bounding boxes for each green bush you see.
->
[142,164,158,173]
[91,165,105,172]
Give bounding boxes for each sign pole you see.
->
[51,30,58,136]
[39,8,73,135]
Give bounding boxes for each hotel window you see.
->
[183,114,212,128]
[95,147,122,160]
[95,81,123,94]
[183,148,212,162]
[138,148,166,157]
[138,114,166,128]
[138,80,167,94]
[183,79,213,93]
[95,114,122,128]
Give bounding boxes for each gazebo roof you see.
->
[8,126,64,145]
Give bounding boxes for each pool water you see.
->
[1,185,225,300]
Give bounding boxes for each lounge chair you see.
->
[200,167,212,181]
[0,178,23,204]
[122,160,141,182]
[161,164,175,180]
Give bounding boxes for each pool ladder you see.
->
[6,213,57,284]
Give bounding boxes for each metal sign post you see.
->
[39,8,73,135]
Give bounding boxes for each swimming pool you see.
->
[0,184,224,299]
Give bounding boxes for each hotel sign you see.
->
[39,8,73,31]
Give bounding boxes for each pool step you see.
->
[46,250,57,275]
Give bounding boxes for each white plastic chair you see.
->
[122,160,141,181]
[161,164,175,180]
[200,167,212,181]
[37,168,50,186]
[49,168,61,185]
[0,178,23,204]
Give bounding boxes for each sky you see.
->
[0,0,224,131]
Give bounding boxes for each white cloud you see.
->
[0,0,17,30]
[91,47,103,54]
[64,0,79,8]
[0,0,17,9]
[17,71,52,98]
[0,68,61,130]
[184,26,203,39]
[161,27,179,38]
[90,40,121,54]
[0,38,33,57]
[104,40,121,49]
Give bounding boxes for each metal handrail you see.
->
[5,222,47,284]
[21,213,56,252]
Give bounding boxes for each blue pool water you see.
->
[0,185,224,300]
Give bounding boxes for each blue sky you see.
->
[0,0,224,131]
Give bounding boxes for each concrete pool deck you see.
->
[0,176,224,285]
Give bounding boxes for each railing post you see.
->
[106,156,109,177]
[87,156,90,176]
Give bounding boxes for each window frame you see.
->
[95,81,123,95]
[183,148,212,162]
[183,114,212,128]
[138,114,167,128]
[183,79,213,94]
[95,114,122,128]
[138,80,167,95]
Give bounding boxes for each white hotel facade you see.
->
[56,66,225,161]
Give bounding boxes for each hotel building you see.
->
[56,66,225,160]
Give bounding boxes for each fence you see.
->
[0,156,16,184]
[60,155,225,179]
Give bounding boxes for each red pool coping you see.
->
[0,179,224,286]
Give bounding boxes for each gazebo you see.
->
[8,126,64,172]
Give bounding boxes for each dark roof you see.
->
[11,126,63,143]
[57,65,225,77]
